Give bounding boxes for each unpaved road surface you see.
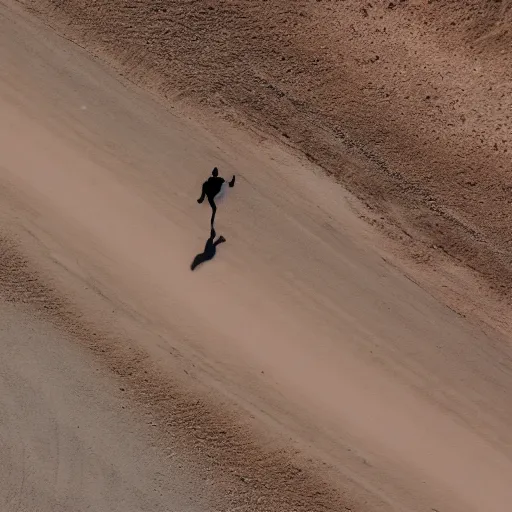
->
[1,2,512,511]
[22,0,512,308]
[0,302,208,512]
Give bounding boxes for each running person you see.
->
[197,167,235,227]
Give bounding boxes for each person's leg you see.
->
[214,235,226,246]
[197,183,207,203]
[207,195,217,227]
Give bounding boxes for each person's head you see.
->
[212,167,219,177]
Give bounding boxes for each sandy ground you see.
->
[0,301,209,512]
[1,1,512,511]
[21,0,512,310]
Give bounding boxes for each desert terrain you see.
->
[1,1,512,511]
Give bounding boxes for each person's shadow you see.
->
[190,227,226,271]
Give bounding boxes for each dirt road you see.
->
[1,2,512,511]
[0,301,209,512]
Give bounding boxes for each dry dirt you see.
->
[1,1,512,511]
[20,0,512,306]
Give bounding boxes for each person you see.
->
[197,167,235,227]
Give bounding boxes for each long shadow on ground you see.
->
[190,227,226,271]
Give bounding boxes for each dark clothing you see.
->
[197,174,235,228]
[200,176,225,199]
